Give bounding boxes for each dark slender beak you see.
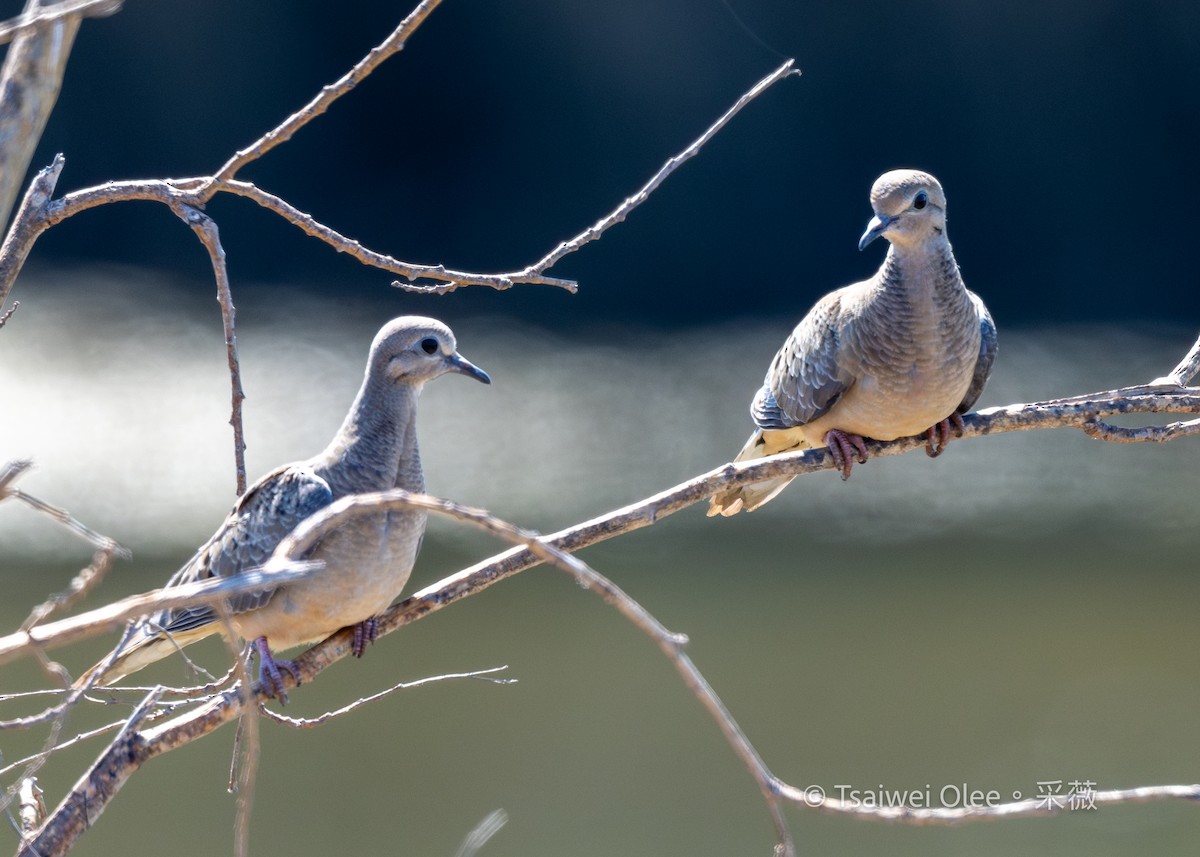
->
[858,213,897,251]
[447,352,491,384]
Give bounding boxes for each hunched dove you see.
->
[708,169,996,516]
[78,316,490,699]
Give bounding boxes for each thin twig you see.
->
[487,59,800,293]
[223,181,575,292]
[1151,330,1200,386]
[0,300,17,328]
[168,204,247,494]
[204,0,445,193]
[21,549,122,632]
[0,720,124,778]
[453,809,509,857]
[7,488,127,556]
[258,667,513,728]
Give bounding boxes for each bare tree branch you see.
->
[1,460,128,558]
[167,205,247,494]
[462,59,800,298]
[257,667,513,729]
[0,0,118,46]
[0,0,82,232]
[0,4,795,488]
[786,781,1200,823]
[0,155,63,313]
[19,368,1200,857]
[223,180,576,292]
[0,560,316,668]
[202,0,444,193]
[453,809,509,857]
[1152,328,1200,386]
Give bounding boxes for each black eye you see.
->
[913,191,928,210]
[420,338,439,355]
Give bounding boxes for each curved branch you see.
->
[0,0,82,231]
[780,781,1200,824]
[223,181,575,292]
[20,379,1200,856]
[168,204,247,494]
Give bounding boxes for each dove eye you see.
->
[420,338,439,355]
[913,191,928,210]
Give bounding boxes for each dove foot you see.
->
[924,413,965,458]
[253,636,299,704]
[351,617,380,659]
[825,429,869,480]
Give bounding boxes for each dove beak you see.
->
[446,352,492,385]
[858,213,897,251]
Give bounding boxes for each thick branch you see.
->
[0,561,315,667]
[366,385,1200,636]
[0,0,81,232]
[0,0,118,46]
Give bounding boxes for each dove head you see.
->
[858,169,947,251]
[368,316,491,388]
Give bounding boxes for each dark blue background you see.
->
[16,0,1200,330]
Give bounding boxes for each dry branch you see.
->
[0,0,81,232]
[203,0,444,192]
[0,4,795,487]
[14,348,1200,856]
[168,205,247,493]
[396,59,800,295]
[0,0,118,46]
[0,561,316,667]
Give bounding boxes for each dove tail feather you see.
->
[707,430,802,516]
[74,626,219,689]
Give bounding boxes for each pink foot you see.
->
[825,429,869,480]
[924,413,965,458]
[351,617,379,659]
[253,636,299,704]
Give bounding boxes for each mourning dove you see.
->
[79,316,491,699]
[709,169,996,516]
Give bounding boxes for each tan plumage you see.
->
[78,316,491,695]
[709,169,996,516]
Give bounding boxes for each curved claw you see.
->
[351,617,380,659]
[825,429,869,480]
[924,413,966,458]
[254,636,299,704]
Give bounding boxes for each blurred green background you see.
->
[2,1,1200,855]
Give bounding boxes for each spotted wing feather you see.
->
[156,465,333,635]
[752,292,852,430]
[956,291,997,414]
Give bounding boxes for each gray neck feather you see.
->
[877,234,963,303]
[315,375,425,498]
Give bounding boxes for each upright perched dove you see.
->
[708,169,996,516]
[79,316,490,699]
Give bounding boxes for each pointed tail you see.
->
[74,625,218,690]
[707,430,804,516]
